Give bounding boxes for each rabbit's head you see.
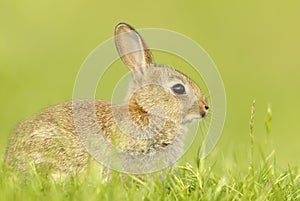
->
[115,23,209,125]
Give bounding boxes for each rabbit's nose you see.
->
[200,104,209,118]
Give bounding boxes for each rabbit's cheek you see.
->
[187,102,203,118]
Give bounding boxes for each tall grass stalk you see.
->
[249,100,256,176]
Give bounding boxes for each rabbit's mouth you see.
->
[182,101,209,124]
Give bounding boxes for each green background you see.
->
[1,0,299,169]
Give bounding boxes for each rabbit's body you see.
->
[4,23,209,177]
[5,99,184,175]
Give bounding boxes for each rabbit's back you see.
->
[4,100,111,176]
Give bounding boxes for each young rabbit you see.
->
[4,23,209,178]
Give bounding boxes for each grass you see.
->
[0,104,299,201]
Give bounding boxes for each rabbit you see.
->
[4,22,209,178]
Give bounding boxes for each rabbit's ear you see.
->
[115,23,154,70]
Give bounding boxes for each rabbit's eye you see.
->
[171,84,186,95]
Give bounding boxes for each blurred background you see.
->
[1,0,299,170]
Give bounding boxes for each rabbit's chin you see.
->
[182,114,202,124]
